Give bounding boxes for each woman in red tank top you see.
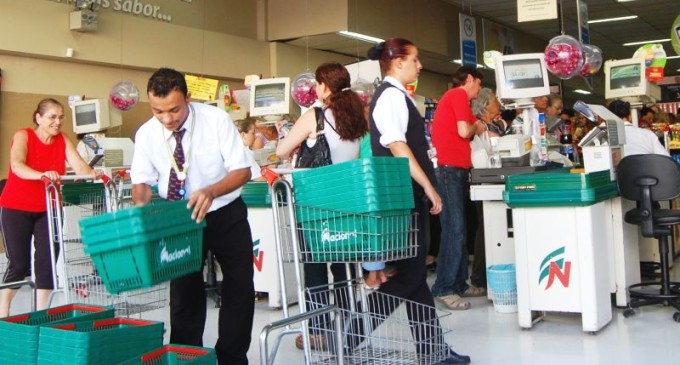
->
[0,98,102,317]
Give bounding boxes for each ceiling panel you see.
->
[284,0,680,100]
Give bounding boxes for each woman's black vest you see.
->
[369,82,437,199]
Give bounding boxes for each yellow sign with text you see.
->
[185,74,219,101]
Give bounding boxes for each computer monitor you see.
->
[604,57,660,101]
[248,77,290,118]
[494,53,550,103]
[71,99,122,134]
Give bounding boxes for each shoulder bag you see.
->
[295,107,333,168]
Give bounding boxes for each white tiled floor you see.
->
[9,258,680,365]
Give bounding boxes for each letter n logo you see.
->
[538,246,572,290]
[253,239,264,272]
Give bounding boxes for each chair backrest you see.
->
[616,154,680,203]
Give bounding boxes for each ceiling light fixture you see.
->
[574,89,592,95]
[623,38,671,46]
[588,15,638,24]
[337,31,384,44]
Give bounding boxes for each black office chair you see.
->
[616,154,680,321]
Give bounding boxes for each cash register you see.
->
[471,134,544,184]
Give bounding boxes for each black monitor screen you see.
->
[254,83,286,108]
[74,103,97,126]
[609,64,642,89]
[503,59,545,89]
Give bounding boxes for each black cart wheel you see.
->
[673,312,680,322]
[623,308,635,318]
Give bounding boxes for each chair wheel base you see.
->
[623,308,635,318]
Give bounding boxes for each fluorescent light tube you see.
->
[588,15,637,24]
[337,31,384,44]
[623,38,671,46]
[450,59,485,68]
[574,89,591,95]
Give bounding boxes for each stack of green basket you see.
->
[291,157,414,261]
[120,344,217,365]
[0,304,114,365]
[241,181,272,207]
[503,168,619,208]
[61,182,105,205]
[79,200,206,294]
[37,318,164,365]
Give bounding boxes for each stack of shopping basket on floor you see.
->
[0,303,216,365]
[263,157,453,364]
[2,176,213,364]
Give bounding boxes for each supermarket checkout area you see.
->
[241,181,297,309]
[471,106,642,333]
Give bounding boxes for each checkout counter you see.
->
[471,103,642,333]
[242,181,297,309]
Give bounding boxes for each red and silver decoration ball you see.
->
[544,35,584,80]
[109,81,140,111]
[291,72,317,108]
[580,44,603,77]
[351,78,375,106]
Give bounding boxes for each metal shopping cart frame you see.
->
[261,170,451,365]
[43,174,168,317]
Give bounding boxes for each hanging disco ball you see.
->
[544,35,584,80]
[291,72,317,108]
[109,81,140,111]
[351,78,375,106]
[580,44,603,77]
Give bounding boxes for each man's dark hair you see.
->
[147,67,188,97]
[639,106,655,117]
[451,66,483,88]
[608,100,631,119]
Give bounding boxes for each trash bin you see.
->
[487,264,517,313]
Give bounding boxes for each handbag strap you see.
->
[314,107,325,133]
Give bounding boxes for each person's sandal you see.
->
[461,285,487,297]
[435,294,470,311]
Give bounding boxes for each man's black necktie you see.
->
[167,129,186,201]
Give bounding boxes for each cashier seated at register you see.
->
[236,118,265,181]
[607,100,668,157]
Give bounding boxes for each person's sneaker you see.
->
[435,294,470,310]
[433,348,471,364]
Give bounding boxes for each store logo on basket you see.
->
[160,244,191,264]
[321,221,357,244]
[538,246,572,290]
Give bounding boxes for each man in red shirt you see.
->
[430,66,484,310]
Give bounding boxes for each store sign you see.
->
[459,13,478,68]
[538,246,572,290]
[48,0,189,23]
[517,0,558,23]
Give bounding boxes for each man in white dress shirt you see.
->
[131,68,254,365]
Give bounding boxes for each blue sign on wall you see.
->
[462,40,477,68]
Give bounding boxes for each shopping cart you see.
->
[43,175,167,317]
[260,168,451,365]
[112,169,135,210]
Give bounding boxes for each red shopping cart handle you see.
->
[261,167,280,186]
[41,174,111,186]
